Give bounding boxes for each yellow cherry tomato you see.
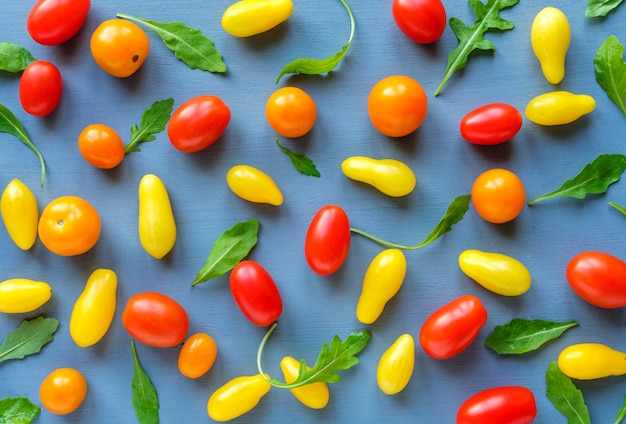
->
[226,165,283,206]
[0,278,52,313]
[356,249,407,324]
[341,157,416,197]
[207,374,271,422]
[458,249,531,296]
[377,334,415,395]
[39,368,87,415]
[69,269,117,348]
[1,179,38,250]
[558,343,626,380]
[90,19,150,78]
[525,91,596,126]
[222,0,293,37]
[531,7,570,84]
[178,333,218,379]
[280,355,329,409]
[138,174,176,259]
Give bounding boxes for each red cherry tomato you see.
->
[392,0,447,44]
[229,261,283,327]
[304,205,351,276]
[419,294,487,360]
[460,103,523,145]
[457,386,537,424]
[566,251,626,309]
[167,95,231,153]
[19,60,63,117]
[27,0,91,45]
[122,292,189,347]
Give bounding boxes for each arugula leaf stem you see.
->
[256,323,301,388]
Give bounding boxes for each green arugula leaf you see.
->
[130,340,159,424]
[0,317,58,364]
[546,361,591,424]
[435,0,520,96]
[586,0,624,18]
[485,318,578,355]
[276,0,354,83]
[0,397,41,424]
[117,14,226,73]
[594,35,626,117]
[275,138,320,177]
[0,104,46,186]
[528,154,626,204]
[609,201,626,215]
[191,218,260,286]
[616,394,626,424]
[0,42,36,73]
[124,98,174,153]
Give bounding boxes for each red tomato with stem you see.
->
[460,103,523,145]
[566,251,626,309]
[19,60,63,117]
[304,205,351,276]
[457,386,537,424]
[229,261,283,327]
[420,294,487,359]
[392,0,447,44]
[168,95,231,153]
[27,0,91,45]
[77,124,125,169]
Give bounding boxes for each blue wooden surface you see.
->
[1,1,625,423]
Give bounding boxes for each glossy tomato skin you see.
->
[420,294,488,359]
[168,96,231,153]
[304,205,351,276]
[471,168,526,224]
[265,86,317,138]
[392,0,446,44]
[19,60,63,117]
[229,261,283,326]
[39,368,88,415]
[566,251,626,309]
[90,19,150,78]
[460,103,523,145]
[122,292,189,347]
[457,386,537,424]
[27,0,90,45]
[77,124,125,169]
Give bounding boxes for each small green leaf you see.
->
[0,397,41,424]
[485,318,578,355]
[528,154,626,204]
[124,98,174,153]
[594,35,626,117]
[0,42,36,73]
[0,317,58,364]
[130,340,159,424]
[546,361,591,424]
[616,394,626,424]
[275,138,320,177]
[610,201,626,216]
[586,0,624,18]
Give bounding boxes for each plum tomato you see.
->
[266,87,317,138]
[90,19,150,78]
[471,168,526,224]
[368,75,428,137]
[304,205,351,276]
[392,0,446,44]
[178,333,218,379]
[566,251,626,309]
[457,386,537,424]
[77,124,125,169]
[460,103,523,145]
[19,60,63,117]
[27,0,91,45]
[39,368,87,415]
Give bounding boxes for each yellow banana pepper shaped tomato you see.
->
[226,164,283,206]
[356,249,406,324]
[0,278,52,313]
[1,179,38,250]
[70,269,117,348]
[525,91,595,126]
[531,7,570,84]
[558,343,626,380]
[138,174,176,259]
[280,355,329,409]
[341,156,416,197]
[377,333,415,395]
[458,249,531,296]
[207,374,271,422]
[222,0,293,37]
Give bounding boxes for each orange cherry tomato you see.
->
[178,332,218,378]
[39,368,87,415]
[265,86,317,138]
[38,196,101,256]
[90,19,150,78]
[368,75,428,137]
[77,123,125,169]
[471,168,526,224]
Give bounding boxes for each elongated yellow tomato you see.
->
[0,278,52,313]
[531,7,570,84]
[280,355,329,409]
[377,334,415,395]
[525,91,595,126]
[458,250,531,296]
[69,269,117,348]
[138,174,176,259]
[356,249,406,324]
[226,165,283,206]
[558,343,626,380]
[207,374,271,422]
[222,0,293,37]
[341,156,416,197]
[1,179,38,250]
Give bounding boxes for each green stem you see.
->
[256,322,307,390]
[349,227,421,250]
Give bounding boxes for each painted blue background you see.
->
[1,1,625,422]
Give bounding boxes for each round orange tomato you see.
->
[266,86,317,138]
[368,75,428,137]
[178,332,218,378]
[39,368,87,415]
[90,19,150,78]
[38,196,101,256]
[77,123,125,169]
[471,168,526,224]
